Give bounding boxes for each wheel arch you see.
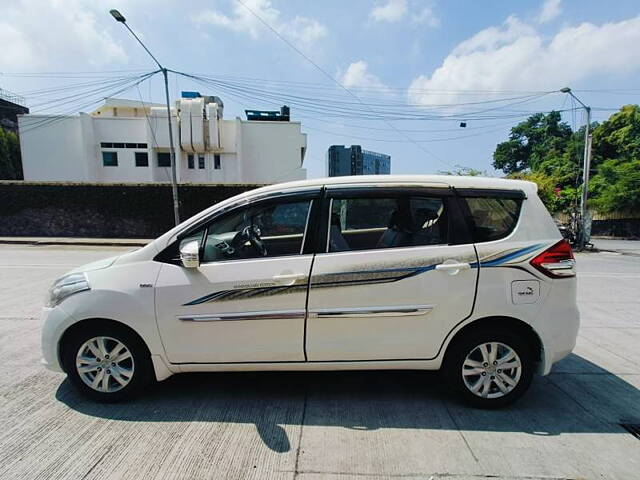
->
[58,317,152,374]
[442,316,544,372]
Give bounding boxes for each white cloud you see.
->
[195,0,327,46]
[370,0,407,23]
[409,15,640,105]
[412,5,440,27]
[537,0,562,24]
[0,0,126,71]
[370,0,439,27]
[338,61,389,92]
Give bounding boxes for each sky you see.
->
[1,0,640,178]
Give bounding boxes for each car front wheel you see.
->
[61,323,152,402]
[444,329,534,408]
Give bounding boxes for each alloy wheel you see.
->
[461,342,522,399]
[75,336,135,393]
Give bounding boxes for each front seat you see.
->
[329,213,350,252]
[376,199,415,248]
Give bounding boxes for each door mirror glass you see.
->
[180,240,200,268]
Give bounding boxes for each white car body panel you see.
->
[155,255,313,363]
[306,244,477,361]
[40,175,579,384]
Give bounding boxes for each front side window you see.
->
[180,199,312,263]
[157,152,171,167]
[463,197,521,242]
[327,195,448,252]
[102,152,118,167]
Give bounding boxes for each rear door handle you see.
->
[435,261,471,275]
[272,273,306,285]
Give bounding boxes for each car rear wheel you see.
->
[61,323,152,402]
[444,329,534,408]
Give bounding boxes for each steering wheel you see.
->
[242,224,268,257]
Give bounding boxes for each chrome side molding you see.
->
[179,309,306,322]
[308,305,434,319]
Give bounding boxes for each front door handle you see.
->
[272,273,306,285]
[435,261,471,275]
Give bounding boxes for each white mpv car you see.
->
[41,175,579,408]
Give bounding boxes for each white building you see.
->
[18,94,307,184]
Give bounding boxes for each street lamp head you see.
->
[560,87,571,93]
[109,9,126,23]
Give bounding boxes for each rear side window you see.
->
[464,197,521,242]
[327,195,448,252]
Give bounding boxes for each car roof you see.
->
[245,175,537,198]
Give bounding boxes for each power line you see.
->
[233,0,453,169]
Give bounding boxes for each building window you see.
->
[187,154,194,169]
[135,152,149,167]
[101,142,148,149]
[198,155,205,169]
[157,152,171,167]
[214,154,221,170]
[102,152,118,167]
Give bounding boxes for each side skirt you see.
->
[173,359,442,374]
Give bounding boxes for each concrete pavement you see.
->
[0,244,638,479]
[591,238,640,256]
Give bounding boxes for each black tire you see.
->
[61,321,153,402]
[443,328,534,408]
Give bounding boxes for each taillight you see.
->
[530,239,576,278]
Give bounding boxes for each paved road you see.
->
[0,244,638,480]
[591,237,640,255]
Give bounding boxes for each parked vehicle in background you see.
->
[41,175,579,408]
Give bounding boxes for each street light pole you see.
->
[110,9,180,225]
[560,87,592,250]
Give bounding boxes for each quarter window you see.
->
[463,197,521,242]
[327,196,448,252]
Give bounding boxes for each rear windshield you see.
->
[463,197,522,242]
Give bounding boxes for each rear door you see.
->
[305,184,478,361]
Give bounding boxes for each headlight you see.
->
[45,273,91,308]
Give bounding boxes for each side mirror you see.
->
[180,240,200,268]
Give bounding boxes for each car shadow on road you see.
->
[56,353,640,453]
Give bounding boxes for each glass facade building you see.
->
[327,145,391,177]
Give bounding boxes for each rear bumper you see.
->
[535,278,580,375]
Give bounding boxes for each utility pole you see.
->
[110,9,180,225]
[560,87,592,250]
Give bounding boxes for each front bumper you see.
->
[40,306,73,373]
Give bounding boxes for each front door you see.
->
[306,186,478,361]
[155,194,317,364]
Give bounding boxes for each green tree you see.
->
[587,105,640,212]
[438,164,488,176]
[0,127,23,180]
[492,111,572,174]
[589,159,640,212]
